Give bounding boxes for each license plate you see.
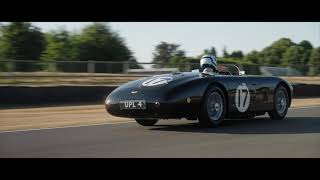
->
[119,100,146,110]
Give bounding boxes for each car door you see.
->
[227,76,257,115]
[249,76,275,112]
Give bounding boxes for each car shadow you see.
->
[149,117,320,134]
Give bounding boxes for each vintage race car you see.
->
[105,65,293,127]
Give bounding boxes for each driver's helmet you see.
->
[200,54,217,74]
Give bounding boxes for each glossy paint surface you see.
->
[105,72,293,119]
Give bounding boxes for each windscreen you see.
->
[217,64,241,75]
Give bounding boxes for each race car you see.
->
[105,65,293,127]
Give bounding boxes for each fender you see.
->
[105,71,292,119]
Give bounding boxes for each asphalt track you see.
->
[1,106,320,158]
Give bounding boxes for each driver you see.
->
[200,54,218,75]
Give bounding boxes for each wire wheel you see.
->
[268,85,289,120]
[275,90,287,114]
[207,91,224,122]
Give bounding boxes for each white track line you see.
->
[1,105,320,134]
[290,105,320,110]
[0,121,135,134]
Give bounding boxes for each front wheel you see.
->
[268,85,289,120]
[135,119,158,126]
[198,86,226,127]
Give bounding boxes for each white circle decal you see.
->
[142,77,172,86]
[235,83,250,112]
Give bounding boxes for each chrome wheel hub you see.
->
[276,90,287,114]
[215,103,219,111]
[207,92,223,121]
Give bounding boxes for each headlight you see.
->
[187,97,192,103]
[105,99,111,105]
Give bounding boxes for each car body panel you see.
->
[105,71,293,119]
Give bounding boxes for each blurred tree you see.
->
[259,47,279,64]
[127,58,143,69]
[40,29,77,72]
[282,45,306,74]
[299,40,313,50]
[282,45,304,65]
[152,41,184,68]
[0,34,7,71]
[244,50,260,64]
[300,49,312,66]
[175,50,186,57]
[0,22,45,71]
[309,47,320,75]
[260,38,295,65]
[230,50,244,59]
[299,40,313,65]
[73,22,136,73]
[167,56,186,68]
[167,56,198,71]
[203,47,217,57]
[222,46,229,58]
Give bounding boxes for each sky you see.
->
[21,22,320,63]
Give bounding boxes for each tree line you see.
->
[0,22,142,73]
[0,22,319,75]
[151,39,320,75]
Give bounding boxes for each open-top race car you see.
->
[105,64,293,127]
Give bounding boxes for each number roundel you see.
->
[142,77,172,87]
[235,83,250,112]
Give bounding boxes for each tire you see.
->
[135,119,158,126]
[268,85,289,120]
[198,86,226,127]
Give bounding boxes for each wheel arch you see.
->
[203,82,229,115]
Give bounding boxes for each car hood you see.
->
[138,72,201,88]
[107,72,203,100]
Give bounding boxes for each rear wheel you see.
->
[198,86,226,127]
[268,85,289,120]
[135,119,158,126]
